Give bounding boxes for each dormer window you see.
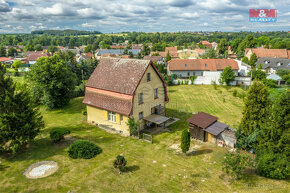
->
[185,64,187,67]
[205,63,207,67]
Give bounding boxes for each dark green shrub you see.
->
[262,79,277,88]
[211,81,217,89]
[222,150,254,180]
[82,108,87,115]
[68,140,102,159]
[114,155,127,172]
[50,128,70,143]
[73,83,85,97]
[181,129,190,153]
[256,151,289,179]
[233,90,237,97]
[12,71,19,77]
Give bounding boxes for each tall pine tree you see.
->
[257,91,290,156]
[0,64,44,153]
[240,80,270,136]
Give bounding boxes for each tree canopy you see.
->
[0,64,44,153]
[26,54,77,109]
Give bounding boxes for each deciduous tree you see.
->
[26,54,77,109]
[219,66,236,86]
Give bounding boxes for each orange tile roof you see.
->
[246,48,289,59]
[168,59,239,71]
[0,57,12,62]
[151,46,178,58]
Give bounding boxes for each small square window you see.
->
[147,73,151,81]
[139,112,143,120]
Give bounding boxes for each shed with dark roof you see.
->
[186,112,231,145]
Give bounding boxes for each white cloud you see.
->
[0,0,289,33]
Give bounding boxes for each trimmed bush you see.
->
[181,129,190,153]
[256,151,289,179]
[68,140,102,159]
[50,128,70,143]
[114,155,127,172]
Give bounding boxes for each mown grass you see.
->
[167,85,246,128]
[0,87,289,193]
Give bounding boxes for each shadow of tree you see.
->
[124,165,140,173]
[187,149,213,156]
[0,164,10,171]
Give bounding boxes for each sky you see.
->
[0,0,290,33]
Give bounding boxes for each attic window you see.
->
[147,73,151,81]
[185,64,187,67]
[205,64,207,67]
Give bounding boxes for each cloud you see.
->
[0,0,289,33]
[43,3,76,16]
[0,0,12,12]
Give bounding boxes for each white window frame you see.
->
[108,111,116,123]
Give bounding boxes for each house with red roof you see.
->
[245,48,290,59]
[167,59,239,85]
[83,58,169,136]
[0,57,14,65]
[25,51,49,65]
[150,46,178,59]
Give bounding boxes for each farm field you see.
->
[0,86,289,193]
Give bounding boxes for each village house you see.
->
[143,56,164,65]
[177,49,205,59]
[76,52,93,63]
[25,51,49,65]
[83,58,169,136]
[167,59,239,85]
[245,48,290,59]
[256,57,290,74]
[95,49,141,60]
[150,46,178,59]
[187,112,236,148]
[199,41,212,49]
[0,57,14,65]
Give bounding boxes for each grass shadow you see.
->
[0,164,10,171]
[187,149,213,156]
[124,165,140,173]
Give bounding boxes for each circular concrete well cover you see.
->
[24,161,58,179]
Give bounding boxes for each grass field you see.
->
[0,86,289,193]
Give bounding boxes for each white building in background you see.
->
[167,59,239,85]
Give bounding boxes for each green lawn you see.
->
[0,86,289,193]
[167,85,245,128]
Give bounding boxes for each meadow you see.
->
[0,85,289,193]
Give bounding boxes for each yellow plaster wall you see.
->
[87,105,130,136]
[132,64,166,129]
